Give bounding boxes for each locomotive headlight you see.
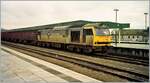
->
[104,31,107,34]
[111,43,116,47]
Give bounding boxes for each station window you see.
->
[133,36,134,38]
[128,36,130,38]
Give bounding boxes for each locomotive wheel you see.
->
[67,47,74,52]
[76,48,81,53]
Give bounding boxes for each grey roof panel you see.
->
[3,20,130,32]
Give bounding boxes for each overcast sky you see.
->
[1,1,149,30]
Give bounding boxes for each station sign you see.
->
[84,22,130,29]
[100,22,130,29]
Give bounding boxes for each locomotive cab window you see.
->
[95,29,110,36]
[83,29,93,35]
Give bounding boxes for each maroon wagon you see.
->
[1,31,38,44]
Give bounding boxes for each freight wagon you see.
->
[2,31,37,44]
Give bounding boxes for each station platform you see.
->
[112,43,149,49]
[0,46,101,83]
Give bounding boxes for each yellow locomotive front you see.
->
[83,23,112,52]
[83,21,130,52]
[93,28,112,46]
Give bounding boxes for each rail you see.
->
[2,41,149,82]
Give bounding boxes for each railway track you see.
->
[38,43,149,66]
[94,53,149,66]
[2,41,148,66]
[2,41,149,82]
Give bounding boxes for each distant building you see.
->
[1,28,7,32]
[112,28,149,43]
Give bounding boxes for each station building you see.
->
[112,27,149,43]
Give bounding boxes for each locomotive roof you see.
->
[3,20,130,32]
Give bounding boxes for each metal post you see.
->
[115,9,118,22]
[114,9,119,46]
[144,13,148,29]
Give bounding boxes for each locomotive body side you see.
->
[37,25,112,53]
[37,27,69,44]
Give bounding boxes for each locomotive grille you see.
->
[95,42,111,44]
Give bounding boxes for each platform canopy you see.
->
[4,20,130,32]
[83,22,130,29]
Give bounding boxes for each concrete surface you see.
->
[0,46,102,83]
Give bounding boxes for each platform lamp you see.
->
[114,9,119,22]
[144,13,148,29]
[113,9,120,46]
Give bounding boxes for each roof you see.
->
[3,20,90,32]
[1,28,7,32]
[3,20,130,32]
[83,22,130,29]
